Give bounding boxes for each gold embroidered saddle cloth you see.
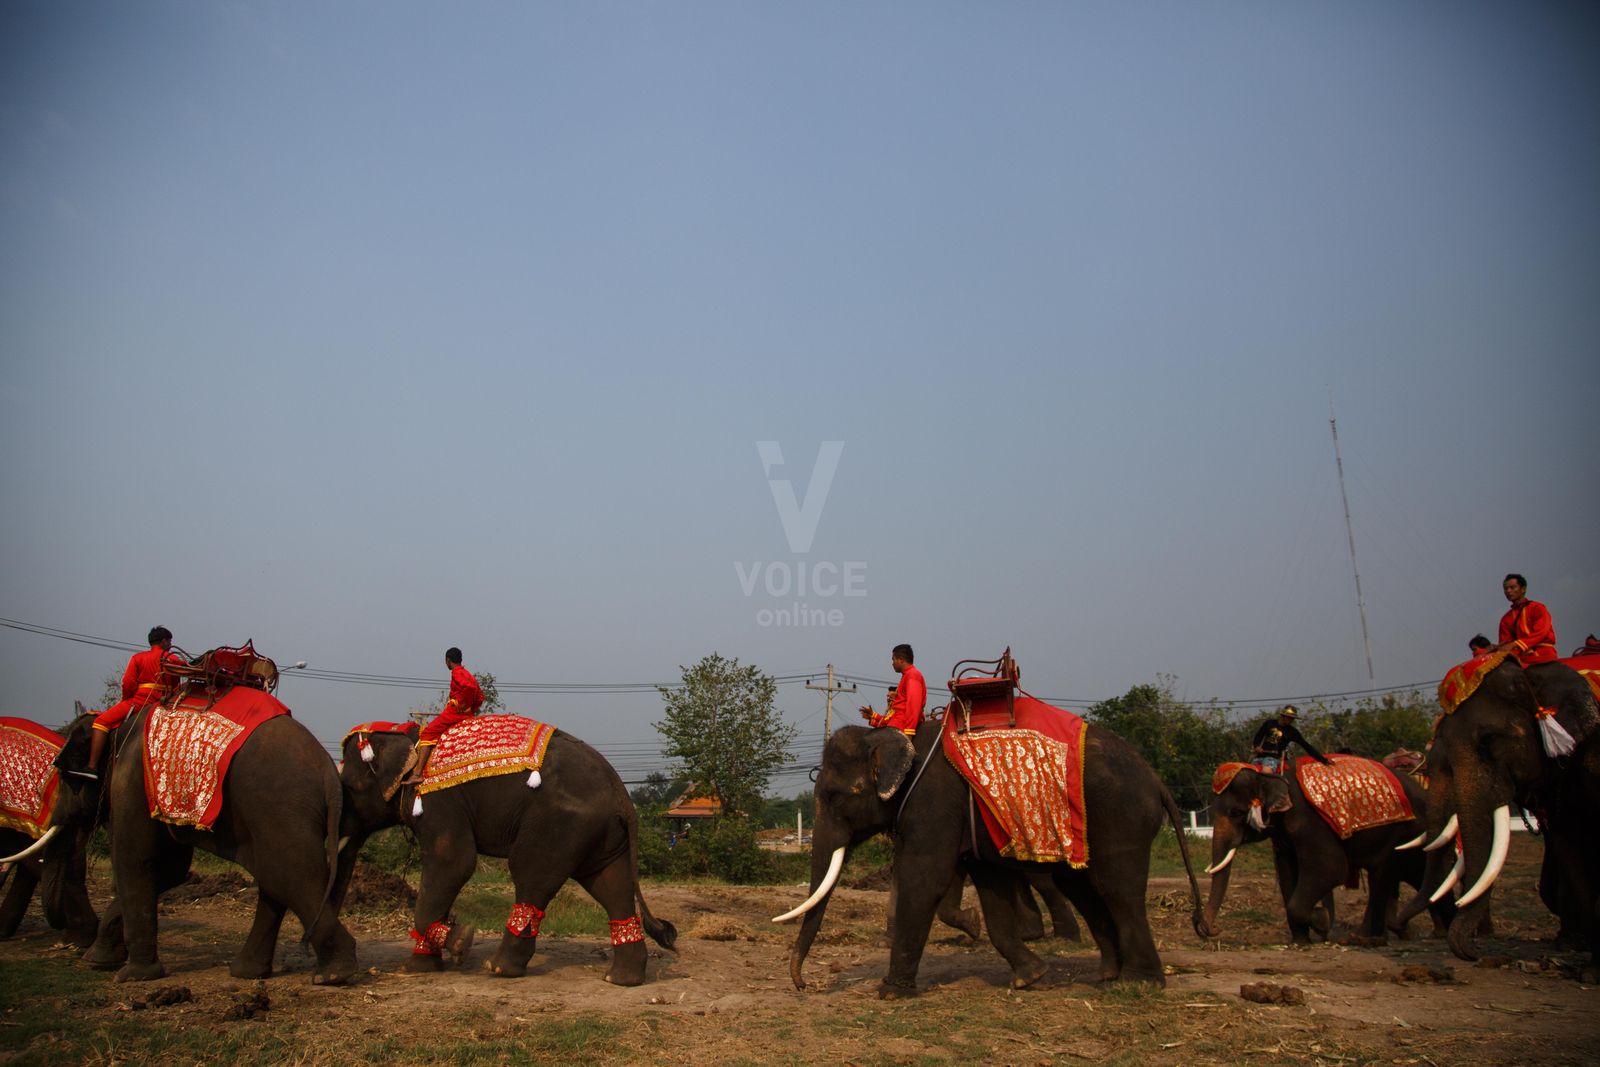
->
[419,714,556,795]
[143,686,290,830]
[0,718,63,838]
[1293,754,1414,839]
[941,693,1088,866]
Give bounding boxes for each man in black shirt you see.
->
[1251,705,1332,773]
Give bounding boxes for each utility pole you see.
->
[806,664,857,742]
[1329,391,1375,681]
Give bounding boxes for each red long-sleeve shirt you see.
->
[93,646,181,731]
[1500,599,1557,667]
[871,665,926,735]
[418,664,484,745]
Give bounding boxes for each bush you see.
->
[636,814,784,884]
[358,826,419,874]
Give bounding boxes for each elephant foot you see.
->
[1346,933,1387,948]
[115,960,167,983]
[65,926,98,951]
[486,957,529,978]
[230,957,273,980]
[82,941,127,970]
[405,953,444,973]
[445,924,476,968]
[312,962,356,986]
[1011,957,1050,990]
[950,906,981,941]
[486,937,536,978]
[876,979,919,1000]
[605,943,648,987]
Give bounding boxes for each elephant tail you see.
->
[1159,781,1206,938]
[623,794,678,951]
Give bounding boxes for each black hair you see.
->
[892,644,914,664]
[445,647,463,665]
[1504,573,1527,588]
[148,626,172,645]
[1469,634,1492,651]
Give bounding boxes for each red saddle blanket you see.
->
[1557,655,1600,705]
[941,694,1089,866]
[418,714,556,795]
[1293,754,1414,839]
[1437,648,1511,714]
[1211,761,1255,795]
[0,718,63,838]
[142,687,290,830]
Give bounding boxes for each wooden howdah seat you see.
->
[947,648,1021,733]
[164,640,280,695]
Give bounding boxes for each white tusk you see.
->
[1394,832,1427,851]
[1204,848,1238,875]
[1455,805,1512,908]
[338,836,351,853]
[771,847,846,924]
[1430,851,1465,903]
[0,826,58,863]
[1423,814,1459,852]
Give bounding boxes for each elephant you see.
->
[780,722,1203,997]
[0,824,97,948]
[51,709,358,984]
[335,722,676,986]
[1421,658,1599,980]
[1,715,97,948]
[1197,760,1453,945]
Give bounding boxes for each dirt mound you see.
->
[162,871,252,902]
[343,862,417,911]
[689,918,751,942]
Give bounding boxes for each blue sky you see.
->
[3,2,1596,794]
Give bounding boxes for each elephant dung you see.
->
[1239,982,1306,1006]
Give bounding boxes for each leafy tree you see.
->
[1299,692,1435,757]
[654,653,796,816]
[1087,677,1249,810]
[629,771,688,811]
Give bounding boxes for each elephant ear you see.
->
[1259,774,1293,814]
[868,730,917,801]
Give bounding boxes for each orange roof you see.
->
[663,793,722,818]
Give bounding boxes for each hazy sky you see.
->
[3,2,1596,795]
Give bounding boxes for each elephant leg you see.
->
[1092,867,1163,986]
[250,834,357,986]
[969,867,1048,989]
[490,833,574,980]
[879,857,960,998]
[1029,876,1081,942]
[1014,881,1047,942]
[83,896,128,970]
[112,830,192,983]
[232,892,286,979]
[578,856,651,987]
[0,862,38,938]
[1059,876,1122,982]
[933,875,980,941]
[407,837,477,974]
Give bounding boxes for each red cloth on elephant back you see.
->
[1292,754,1414,839]
[1556,655,1600,707]
[941,693,1088,866]
[341,721,414,741]
[416,714,556,796]
[142,687,290,829]
[1438,647,1512,715]
[0,718,63,838]
[1210,762,1254,795]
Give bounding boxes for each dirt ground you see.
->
[1,835,1596,1066]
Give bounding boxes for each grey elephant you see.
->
[0,716,96,947]
[52,708,357,984]
[1421,658,1598,980]
[779,722,1203,997]
[1198,759,1452,944]
[335,721,675,986]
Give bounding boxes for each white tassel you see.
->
[1538,713,1576,758]
[1247,802,1266,832]
[412,795,424,817]
[360,740,375,763]
[527,770,542,789]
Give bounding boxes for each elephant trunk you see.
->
[783,840,848,990]
[1444,794,1512,961]
[1199,818,1241,937]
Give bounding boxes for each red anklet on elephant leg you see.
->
[410,921,451,955]
[609,916,644,946]
[506,902,545,939]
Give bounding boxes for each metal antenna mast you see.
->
[1328,391,1374,680]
